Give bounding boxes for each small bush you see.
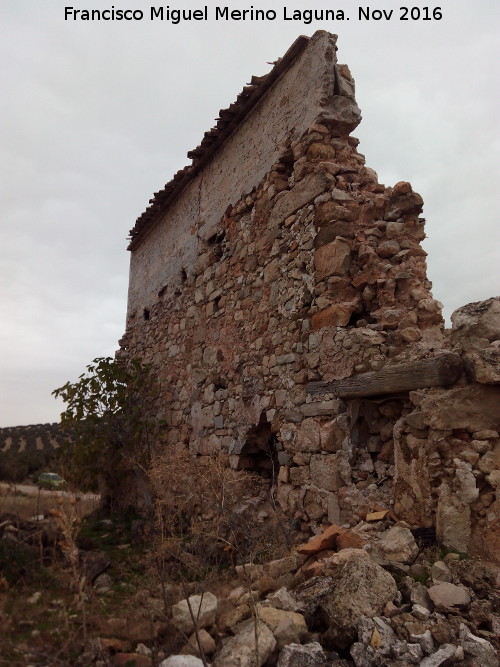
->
[0,539,50,586]
[53,356,162,503]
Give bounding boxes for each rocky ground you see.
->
[1,503,498,666]
[155,519,500,667]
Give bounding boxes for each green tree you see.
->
[0,450,29,483]
[53,357,160,508]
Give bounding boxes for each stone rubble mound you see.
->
[96,520,499,666]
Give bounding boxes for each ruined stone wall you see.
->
[120,32,499,564]
[392,298,500,561]
[127,32,359,318]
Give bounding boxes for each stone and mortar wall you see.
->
[120,32,500,563]
[127,32,360,317]
[392,297,500,561]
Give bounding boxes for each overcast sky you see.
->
[0,0,498,427]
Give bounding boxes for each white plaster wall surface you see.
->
[127,177,201,320]
[198,31,339,231]
[127,31,338,320]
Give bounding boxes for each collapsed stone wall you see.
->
[126,31,359,316]
[119,32,500,563]
[392,298,500,560]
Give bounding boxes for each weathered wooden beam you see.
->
[306,352,463,399]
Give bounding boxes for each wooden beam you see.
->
[306,352,463,399]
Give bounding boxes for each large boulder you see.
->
[451,297,500,351]
[213,621,276,667]
[171,592,217,635]
[319,555,398,648]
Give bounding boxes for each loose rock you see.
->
[319,554,398,647]
[427,582,471,610]
[171,592,218,635]
[213,620,276,667]
[277,641,327,666]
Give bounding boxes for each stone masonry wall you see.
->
[127,32,360,318]
[120,32,500,564]
[392,297,500,561]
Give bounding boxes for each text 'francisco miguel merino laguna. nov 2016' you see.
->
[64,6,444,24]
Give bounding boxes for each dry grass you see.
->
[0,486,149,665]
[149,449,292,578]
[0,483,100,521]
[0,455,293,664]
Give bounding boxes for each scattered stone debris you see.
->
[114,532,497,666]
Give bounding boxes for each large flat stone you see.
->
[419,385,500,431]
[299,400,341,417]
[428,583,471,609]
[319,555,398,648]
[297,524,342,555]
[269,172,333,227]
[314,239,351,279]
[311,302,356,329]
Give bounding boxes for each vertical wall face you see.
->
[127,32,361,321]
[120,32,500,564]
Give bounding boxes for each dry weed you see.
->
[149,449,292,578]
[0,483,99,521]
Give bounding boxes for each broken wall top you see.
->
[127,31,360,252]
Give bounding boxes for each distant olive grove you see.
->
[0,423,67,483]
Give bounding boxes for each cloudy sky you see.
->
[1,0,498,427]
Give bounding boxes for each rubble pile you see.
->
[95,521,499,666]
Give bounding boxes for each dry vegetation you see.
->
[0,484,99,521]
[149,448,292,573]
[0,453,293,665]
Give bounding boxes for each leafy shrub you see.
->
[53,357,161,505]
